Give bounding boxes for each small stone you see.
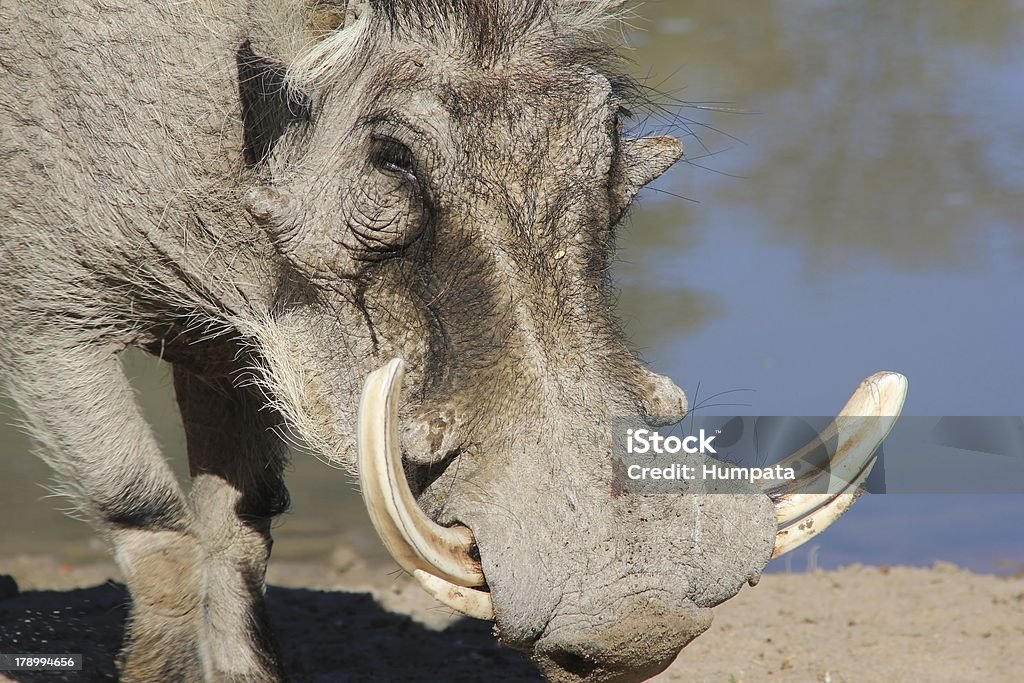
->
[329,546,362,574]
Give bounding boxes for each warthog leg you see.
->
[4,344,203,681]
[174,367,291,683]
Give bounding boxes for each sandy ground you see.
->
[0,553,1021,682]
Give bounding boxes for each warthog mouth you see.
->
[356,359,907,621]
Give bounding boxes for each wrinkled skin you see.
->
[0,1,775,681]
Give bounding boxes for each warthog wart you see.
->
[0,1,906,681]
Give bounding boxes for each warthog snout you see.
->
[533,586,711,683]
[357,360,907,680]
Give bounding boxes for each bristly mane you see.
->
[290,0,636,95]
[368,0,628,61]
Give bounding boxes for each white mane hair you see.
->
[287,0,633,89]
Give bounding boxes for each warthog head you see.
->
[236,1,905,680]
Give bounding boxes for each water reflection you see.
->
[2,1,1023,574]
[621,1,1024,310]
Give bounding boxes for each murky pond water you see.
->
[2,1,1023,574]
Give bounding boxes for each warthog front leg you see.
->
[174,367,290,683]
[4,344,203,681]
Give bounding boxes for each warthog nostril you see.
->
[546,648,600,679]
[535,632,689,683]
[535,632,676,683]
[533,592,713,682]
[535,636,605,683]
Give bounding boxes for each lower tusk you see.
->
[771,455,876,559]
[358,358,486,588]
[762,372,907,498]
[769,372,907,558]
[414,569,495,620]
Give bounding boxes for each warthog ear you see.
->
[236,40,312,167]
[611,135,683,219]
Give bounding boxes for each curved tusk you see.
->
[764,372,906,492]
[414,569,495,620]
[768,372,907,525]
[772,455,875,558]
[357,358,486,588]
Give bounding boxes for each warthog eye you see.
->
[370,134,418,182]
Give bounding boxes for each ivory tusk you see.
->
[414,569,495,620]
[357,358,486,588]
[772,455,876,558]
[769,372,907,558]
[767,372,907,526]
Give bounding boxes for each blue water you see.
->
[628,219,1024,573]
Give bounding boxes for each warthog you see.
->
[0,0,906,681]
